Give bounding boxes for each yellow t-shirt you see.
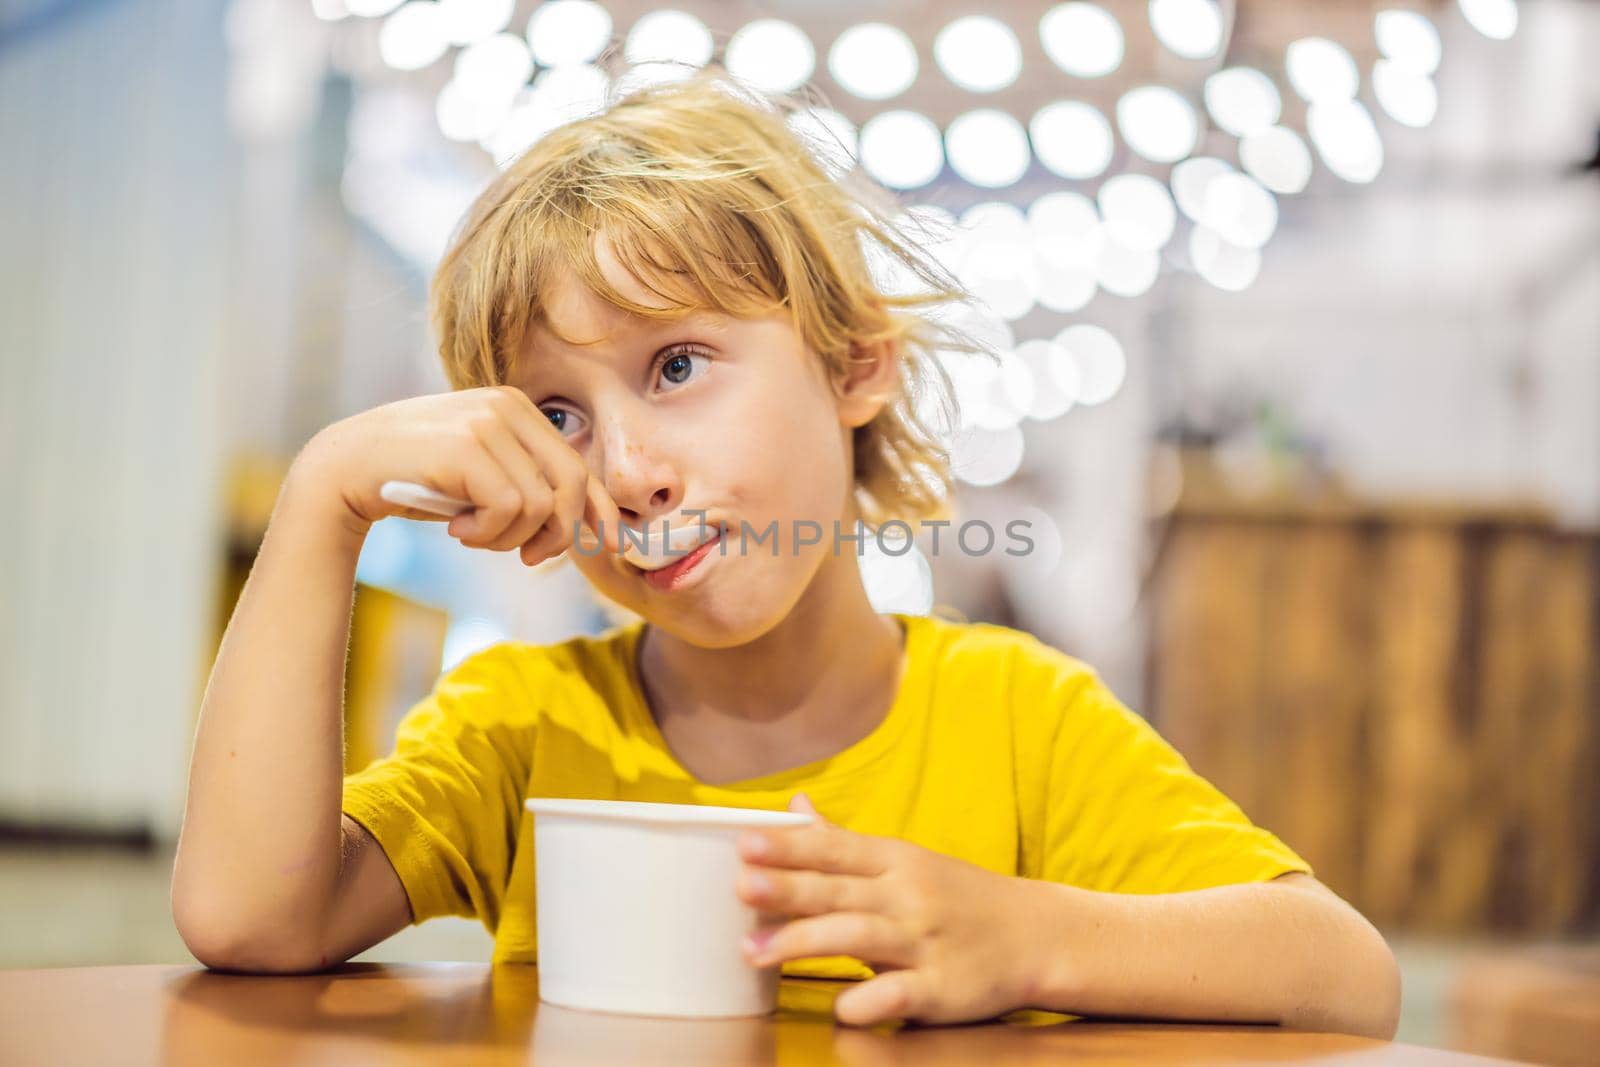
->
[341,611,1310,977]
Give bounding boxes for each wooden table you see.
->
[0,963,1523,1066]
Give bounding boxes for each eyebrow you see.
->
[554,310,727,351]
[517,312,727,390]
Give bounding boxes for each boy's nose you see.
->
[595,419,684,525]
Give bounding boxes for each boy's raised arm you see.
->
[170,387,617,972]
[169,441,406,972]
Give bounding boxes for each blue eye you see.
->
[542,407,583,437]
[657,348,708,390]
[663,354,692,383]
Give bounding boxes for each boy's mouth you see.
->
[621,520,723,570]
[628,525,725,591]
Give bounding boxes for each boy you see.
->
[172,74,1400,1036]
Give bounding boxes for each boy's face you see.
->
[509,238,890,647]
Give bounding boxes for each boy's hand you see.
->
[294,385,622,564]
[734,794,1046,1027]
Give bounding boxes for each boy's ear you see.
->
[833,336,901,430]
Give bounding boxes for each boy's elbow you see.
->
[1330,901,1401,1040]
[1312,904,1403,1040]
[1354,933,1403,1041]
[171,890,333,975]
[1275,876,1401,1040]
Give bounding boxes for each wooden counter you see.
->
[0,963,1524,1066]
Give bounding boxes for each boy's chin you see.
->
[635,601,787,650]
[629,581,809,649]
[578,550,826,646]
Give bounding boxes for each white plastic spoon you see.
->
[379,480,472,517]
[377,480,714,569]
[616,521,723,571]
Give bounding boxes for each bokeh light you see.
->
[1459,0,1518,40]
[1190,226,1261,290]
[1375,9,1442,74]
[1039,3,1124,78]
[1373,61,1439,128]
[1015,339,1079,420]
[1287,37,1359,103]
[1239,125,1314,194]
[829,23,918,100]
[1116,86,1199,164]
[1094,235,1160,298]
[725,19,815,94]
[623,9,713,67]
[452,32,532,101]
[524,0,611,68]
[1028,192,1101,260]
[974,346,1038,429]
[1148,0,1223,60]
[1030,100,1115,180]
[951,424,1027,486]
[1203,67,1281,138]
[1197,172,1278,248]
[956,201,1030,250]
[1028,191,1102,312]
[438,34,531,142]
[859,110,945,189]
[439,0,513,45]
[938,300,1017,380]
[1097,173,1176,251]
[379,2,450,71]
[1056,324,1126,405]
[1171,156,1234,220]
[859,529,934,615]
[482,63,608,164]
[934,15,1023,93]
[436,78,514,141]
[788,107,857,178]
[1308,98,1385,183]
[946,110,1031,189]
[899,203,962,280]
[956,203,1036,322]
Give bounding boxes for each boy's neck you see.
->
[634,554,907,786]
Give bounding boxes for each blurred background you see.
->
[1,0,1596,1059]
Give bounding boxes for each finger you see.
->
[738,824,892,877]
[470,416,556,551]
[582,474,623,554]
[391,507,458,524]
[743,912,917,971]
[736,866,883,918]
[521,451,587,560]
[511,454,593,566]
[787,792,821,818]
[834,971,925,1028]
[442,438,523,548]
[520,517,575,567]
[491,388,620,557]
[490,387,614,554]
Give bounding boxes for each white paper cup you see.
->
[525,798,813,1018]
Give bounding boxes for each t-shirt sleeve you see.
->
[1035,664,1312,894]
[340,643,541,929]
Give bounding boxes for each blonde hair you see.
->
[429,70,985,527]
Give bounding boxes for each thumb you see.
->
[788,792,821,818]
